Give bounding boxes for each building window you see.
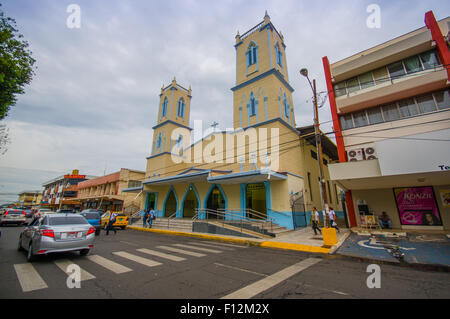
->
[387,61,406,79]
[275,44,283,67]
[161,97,168,118]
[156,133,162,152]
[307,172,313,201]
[333,50,441,96]
[416,93,436,113]
[340,114,354,130]
[339,88,449,131]
[177,98,185,118]
[398,98,419,118]
[434,89,450,110]
[367,107,383,125]
[249,93,256,116]
[310,150,317,160]
[247,43,257,66]
[353,110,368,127]
[283,94,289,119]
[382,103,400,122]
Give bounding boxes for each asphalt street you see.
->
[1,224,449,300]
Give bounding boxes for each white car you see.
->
[0,209,27,226]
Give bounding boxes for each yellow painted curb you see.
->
[126,226,330,254]
[259,241,330,254]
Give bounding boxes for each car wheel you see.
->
[80,249,90,256]
[27,242,35,262]
[95,229,100,236]
[17,236,24,251]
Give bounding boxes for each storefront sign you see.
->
[394,187,442,226]
[439,189,450,207]
[64,174,86,179]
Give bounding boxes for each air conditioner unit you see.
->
[364,146,378,160]
[347,148,364,161]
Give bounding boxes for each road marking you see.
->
[157,245,206,257]
[188,241,236,250]
[173,243,222,254]
[137,248,186,262]
[113,251,162,267]
[14,263,48,292]
[86,255,132,274]
[54,259,96,281]
[221,258,322,299]
[214,263,267,277]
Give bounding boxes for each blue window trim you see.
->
[177,98,185,118]
[161,97,168,118]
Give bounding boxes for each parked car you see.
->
[101,212,129,230]
[56,209,76,214]
[35,208,53,218]
[79,209,102,235]
[23,209,34,218]
[0,209,27,226]
[18,213,96,262]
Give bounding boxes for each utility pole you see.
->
[300,69,329,228]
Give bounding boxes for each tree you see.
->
[0,3,36,120]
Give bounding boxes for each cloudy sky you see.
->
[0,0,449,204]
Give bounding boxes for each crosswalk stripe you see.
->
[54,259,96,281]
[189,241,248,249]
[173,243,222,254]
[13,263,48,292]
[113,251,162,267]
[187,241,236,250]
[86,255,133,274]
[157,245,206,257]
[221,258,322,299]
[137,248,186,262]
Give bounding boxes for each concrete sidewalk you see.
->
[126,224,351,255]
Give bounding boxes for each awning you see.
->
[207,169,287,185]
[143,171,210,186]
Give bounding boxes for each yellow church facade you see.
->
[129,13,343,230]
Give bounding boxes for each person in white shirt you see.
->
[311,207,321,235]
[328,207,340,233]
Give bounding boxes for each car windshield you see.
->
[47,216,89,226]
[81,212,101,219]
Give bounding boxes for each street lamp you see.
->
[300,68,329,228]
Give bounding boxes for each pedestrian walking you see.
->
[311,207,321,235]
[141,209,149,228]
[148,209,155,228]
[328,207,340,233]
[106,212,118,235]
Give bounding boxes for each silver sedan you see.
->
[18,213,96,262]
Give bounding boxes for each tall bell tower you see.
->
[232,11,296,130]
[150,77,192,157]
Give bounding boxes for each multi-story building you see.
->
[125,12,343,230]
[323,11,450,230]
[17,190,42,207]
[77,168,145,214]
[41,170,97,211]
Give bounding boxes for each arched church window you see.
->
[246,43,258,66]
[162,97,168,117]
[177,98,185,118]
[249,92,256,116]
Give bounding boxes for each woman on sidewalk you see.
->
[329,207,340,233]
[311,207,322,235]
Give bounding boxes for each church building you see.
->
[127,12,343,230]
